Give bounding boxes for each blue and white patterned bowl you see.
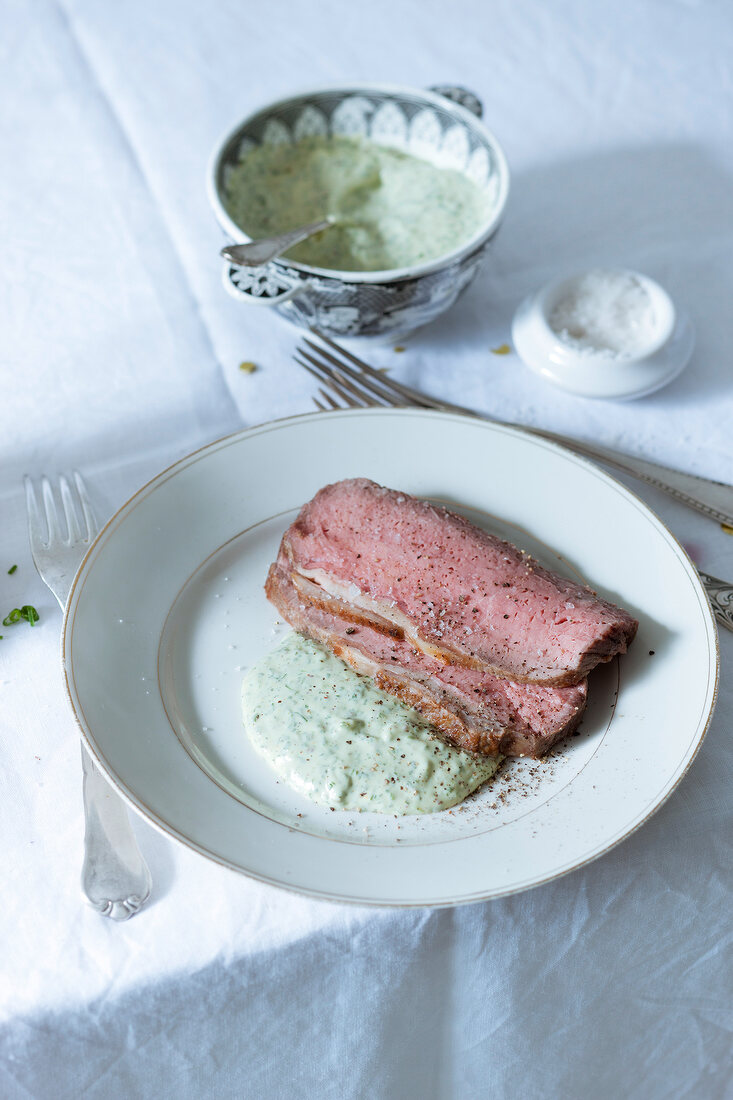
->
[207,84,510,339]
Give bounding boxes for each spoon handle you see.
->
[221,219,332,267]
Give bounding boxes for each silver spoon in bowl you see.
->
[220,217,333,267]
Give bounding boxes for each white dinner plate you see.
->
[63,410,719,906]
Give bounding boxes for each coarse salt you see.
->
[548,270,658,358]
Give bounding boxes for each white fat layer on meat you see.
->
[293,566,477,669]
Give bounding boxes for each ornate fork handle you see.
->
[80,745,152,919]
[699,572,733,632]
[530,428,733,528]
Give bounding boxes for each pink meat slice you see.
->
[281,478,638,686]
[266,562,588,758]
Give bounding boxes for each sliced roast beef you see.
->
[266,561,588,758]
[280,478,638,686]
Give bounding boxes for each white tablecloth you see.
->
[2,1,732,1096]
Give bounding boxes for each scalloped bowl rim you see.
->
[206,81,511,284]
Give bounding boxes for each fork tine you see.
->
[318,388,341,409]
[307,329,443,409]
[41,476,62,542]
[297,347,385,407]
[24,476,46,548]
[301,338,404,407]
[59,475,83,543]
[73,470,97,540]
[294,344,363,397]
[309,329,482,418]
[319,373,364,408]
[295,353,343,398]
[294,353,331,386]
[313,397,327,411]
[294,354,366,408]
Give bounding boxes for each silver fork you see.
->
[298,330,733,527]
[295,333,733,634]
[25,473,152,920]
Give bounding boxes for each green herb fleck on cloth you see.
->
[491,343,512,355]
[7,564,17,575]
[3,605,40,628]
[238,361,258,374]
[393,345,406,353]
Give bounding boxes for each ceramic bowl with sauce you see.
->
[207,84,510,340]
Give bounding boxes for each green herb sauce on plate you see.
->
[242,632,501,815]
